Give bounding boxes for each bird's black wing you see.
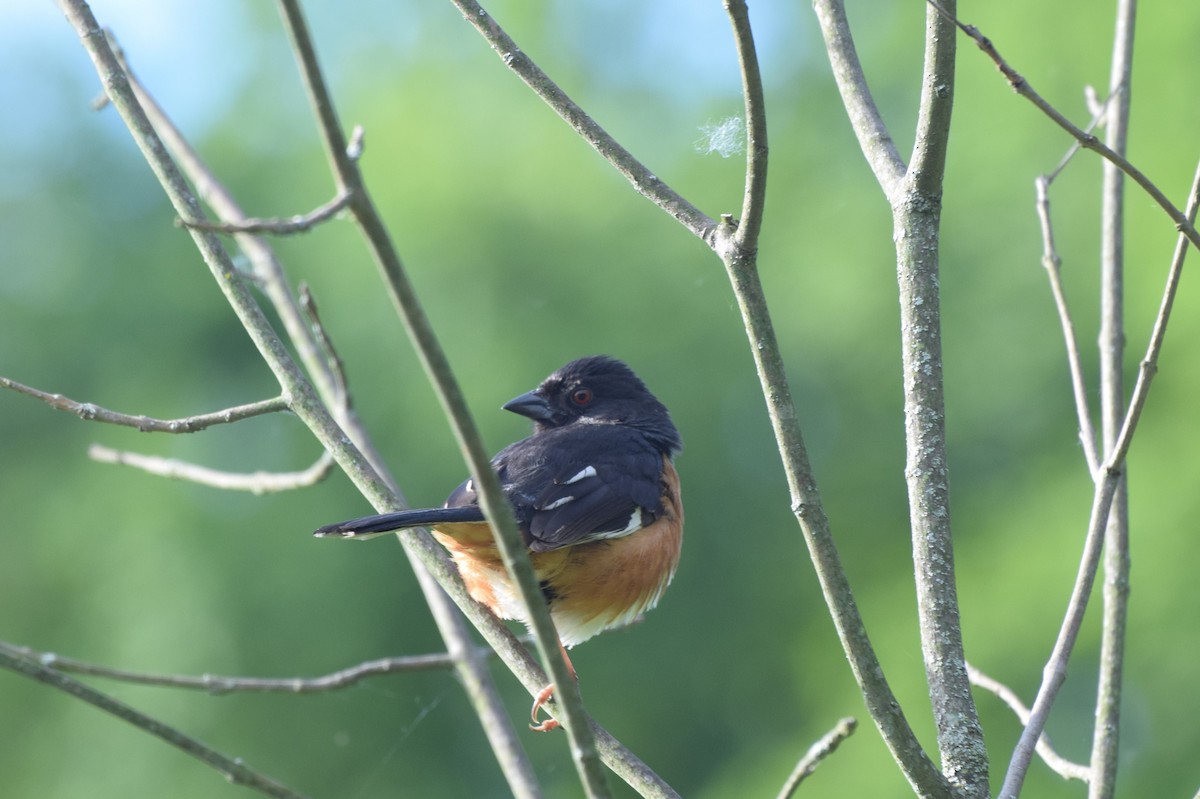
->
[443,425,666,553]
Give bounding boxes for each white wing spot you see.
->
[596,507,644,540]
[564,466,597,485]
[541,495,574,510]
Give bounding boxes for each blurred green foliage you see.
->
[3,1,1200,797]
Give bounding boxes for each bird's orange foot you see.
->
[529,683,560,732]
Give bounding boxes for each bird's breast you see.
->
[432,458,684,648]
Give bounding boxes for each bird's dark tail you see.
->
[313,506,486,539]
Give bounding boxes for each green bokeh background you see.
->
[3,2,1199,797]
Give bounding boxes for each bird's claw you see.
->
[529,683,560,732]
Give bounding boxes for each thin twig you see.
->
[2,641,457,694]
[1111,159,1200,462]
[178,188,352,235]
[88,444,334,494]
[1034,177,1101,476]
[449,0,716,245]
[811,0,906,193]
[724,0,768,252]
[0,646,308,799]
[274,2,609,796]
[298,283,350,409]
[926,0,1200,253]
[1002,156,1200,799]
[1035,84,1123,478]
[0,378,287,433]
[1000,473,1119,799]
[1045,86,1120,185]
[967,662,1090,783]
[775,717,858,799]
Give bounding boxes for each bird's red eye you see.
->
[571,388,593,406]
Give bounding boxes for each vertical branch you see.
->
[897,2,989,796]
[1091,1,1136,795]
[725,0,767,250]
[1036,176,1102,477]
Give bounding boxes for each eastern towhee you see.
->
[314,356,684,731]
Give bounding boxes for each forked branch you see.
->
[2,641,460,694]
[927,0,1200,252]
[0,645,307,799]
[1001,159,1200,798]
[0,378,287,433]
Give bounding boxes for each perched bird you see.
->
[314,355,684,731]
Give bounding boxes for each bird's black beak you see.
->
[502,389,555,422]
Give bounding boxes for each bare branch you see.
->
[893,5,990,797]
[775,717,858,799]
[0,377,287,433]
[0,645,308,799]
[179,188,352,235]
[723,0,768,252]
[450,0,716,244]
[1000,473,1118,799]
[908,0,957,194]
[926,0,1200,253]
[298,283,350,409]
[89,444,334,494]
[1111,158,1200,462]
[811,0,905,192]
[1034,86,1122,480]
[1034,177,1101,476]
[967,663,1090,783]
[1092,3,1137,794]
[3,641,458,694]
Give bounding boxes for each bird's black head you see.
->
[503,355,682,454]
